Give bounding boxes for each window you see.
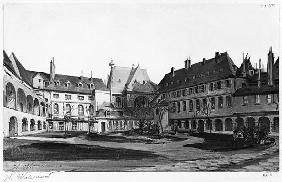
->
[183,101,186,111]
[65,104,71,115]
[59,122,64,130]
[196,99,200,111]
[53,103,59,114]
[216,81,221,89]
[226,96,232,107]
[38,79,41,83]
[53,94,59,99]
[225,80,231,88]
[243,96,248,105]
[176,90,181,97]
[78,105,84,116]
[88,96,94,100]
[177,102,180,113]
[116,97,121,107]
[172,103,176,113]
[54,81,60,86]
[209,83,214,91]
[172,91,176,98]
[65,82,70,87]
[203,98,207,109]
[195,86,199,94]
[65,94,71,100]
[48,122,53,129]
[156,108,159,115]
[267,95,272,104]
[72,122,77,130]
[189,88,193,95]
[44,81,49,87]
[210,97,215,110]
[189,100,193,111]
[218,96,223,108]
[199,85,205,93]
[78,95,84,100]
[255,95,260,104]
[182,89,187,97]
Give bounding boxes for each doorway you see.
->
[101,122,106,133]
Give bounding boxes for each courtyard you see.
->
[3,131,279,172]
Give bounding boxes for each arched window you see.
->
[54,103,59,114]
[38,120,42,130]
[22,118,28,132]
[34,98,40,115]
[30,119,35,131]
[5,82,16,109]
[26,95,33,114]
[17,88,26,112]
[78,105,84,116]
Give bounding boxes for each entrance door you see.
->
[101,122,106,133]
[9,117,18,137]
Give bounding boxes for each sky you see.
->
[3,2,280,84]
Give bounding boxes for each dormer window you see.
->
[65,81,71,88]
[54,81,60,86]
[77,82,83,88]
[249,70,254,76]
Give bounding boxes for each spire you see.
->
[242,53,246,77]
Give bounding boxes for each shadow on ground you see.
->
[4,138,164,161]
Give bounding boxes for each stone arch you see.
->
[258,117,270,132]
[34,98,40,115]
[22,118,28,132]
[38,120,42,130]
[198,120,205,132]
[9,116,18,137]
[30,119,35,131]
[17,88,26,112]
[26,95,33,114]
[134,96,149,108]
[5,82,16,109]
[225,118,233,131]
[235,117,244,129]
[273,117,279,133]
[215,119,223,131]
[246,117,256,129]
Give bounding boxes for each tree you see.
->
[198,97,213,133]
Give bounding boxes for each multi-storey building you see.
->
[3,51,48,137]
[95,61,158,132]
[29,58,110,132]
[154,48,279,136]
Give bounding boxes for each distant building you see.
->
[95,61,158,132]
[154,48,279,136]
[3,51,47,137]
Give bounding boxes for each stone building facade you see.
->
[154,48,279,136]
[3,51,47,137]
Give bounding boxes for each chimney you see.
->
[171,67,175,77]
[184,57,191,69]
[202,58,206,65]
[215,52,220,63]
[242,53,246,77]
[267,47,274,85]
[258,59,261,87]
[50,57,55,82]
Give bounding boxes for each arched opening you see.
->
[17,88,26,112]
[30,119,35,131]
[22,118,28,132]
[215,119,223,131]
[26,95,33,114]
[9,117,18,136]
[206,119,212,131]
[34,98,40,115]
[134,96,149,108]
[38,120,42,130]
[246,117,256,129]
[225,118,233,131]
[273,117,279,133]
[5,82,16,109]
[235,117,244,129]
[258,117,270,132]
[198,120,205,132]
[78,105,84,116]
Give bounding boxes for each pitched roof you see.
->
[131,80,159,93]
[273,58,279,80]
[158,52,237,93]
[233,85,279,97]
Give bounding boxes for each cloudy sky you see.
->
[3,2,280,83]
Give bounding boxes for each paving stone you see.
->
[243,165,264,171]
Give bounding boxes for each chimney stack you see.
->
[202,58,206,65]
[242,53,246,77]
[171,67,175,77]
[267,47,274,86]
[50,57,55,82]
[215,52,219,63]
[184,57,191,69]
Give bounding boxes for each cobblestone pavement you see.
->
[127,144,279,172]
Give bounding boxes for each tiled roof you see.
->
[3,50,16,75]
[131,80,159,93]
[158,52,237,93]
[233,85,279,97]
